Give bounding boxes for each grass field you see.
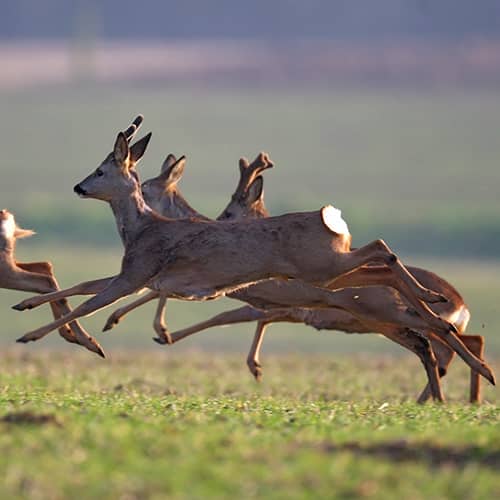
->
[0,351,498,499]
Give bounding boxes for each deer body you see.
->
[14,126,494,392]
[139,152,485,402]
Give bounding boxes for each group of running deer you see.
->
[0,116,496,403]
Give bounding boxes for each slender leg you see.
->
[10,265,105,357]
[336,241,448,304]
[417,336,454,404]
[17,275,139,343]
[103,290,159,331]
[152,294,171,344]
[169,306,269,344]
[16,262,76,344]
[247,321,269,381]
[13,277,114,311]
[462,335,485,403]
[385,329,444,403]
[417,334,485,404]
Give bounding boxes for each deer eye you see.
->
[96,169,104,177]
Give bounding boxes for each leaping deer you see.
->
[116,148,486,403]
[12,123,495,392]
[0,209,104,357]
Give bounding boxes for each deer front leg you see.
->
[13,277,114,311]
[151,293,171,345]
[103,290,159,332]
[16,275,139,343]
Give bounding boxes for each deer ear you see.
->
[161,154,177,174]
[114,132,129,165]
[14,227,35,239]
[247,176,264,203]
[129,132,152,165]
[163,156,186,185]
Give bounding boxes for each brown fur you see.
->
[13,120,494,392]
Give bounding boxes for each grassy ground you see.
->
[0,351,498,499]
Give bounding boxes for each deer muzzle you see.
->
[73,184,87,196]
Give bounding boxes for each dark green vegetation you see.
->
[0,352,498,499]
[1,86,499,256]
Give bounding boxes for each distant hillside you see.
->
[2,1,500,41]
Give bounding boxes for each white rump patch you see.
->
[447,305,470,333]
[321,205,350,235]
[0,214,16,240]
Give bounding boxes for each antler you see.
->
[233,152,273,201]
[123,115,144,143]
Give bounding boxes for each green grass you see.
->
[1,84,500,255]
[0,352,498,499]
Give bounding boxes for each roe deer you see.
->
[131,149,486,403]
[12,125,494,391]
[0,209,104,357]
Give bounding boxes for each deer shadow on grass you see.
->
[319,440,500,470]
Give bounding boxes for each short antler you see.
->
[123,115,144,143]
[233,152,273,201]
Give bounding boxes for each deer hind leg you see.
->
[332,248,495,386]
[15,262,105,357]
[333,243,453,335]
[385,328,444,403]
[336,241,448,304]
[103,290,159,332]
[16,262,75,344]
[460,334,485,403]
[168,305,269,344]
[417,336,454,404]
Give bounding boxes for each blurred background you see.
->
[1,0,499,356]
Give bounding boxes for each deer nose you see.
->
[74,184,87,196]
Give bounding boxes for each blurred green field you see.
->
[0,84,499,357]
[1,85,499,255]
[0,352,498,499]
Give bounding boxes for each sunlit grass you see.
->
[0,352,498,499]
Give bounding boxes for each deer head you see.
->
[74,131,152,202]
[141,154,187,213]
[217,152,273,220]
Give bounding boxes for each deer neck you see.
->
[163,189,207,220]
[110,189,151,246]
